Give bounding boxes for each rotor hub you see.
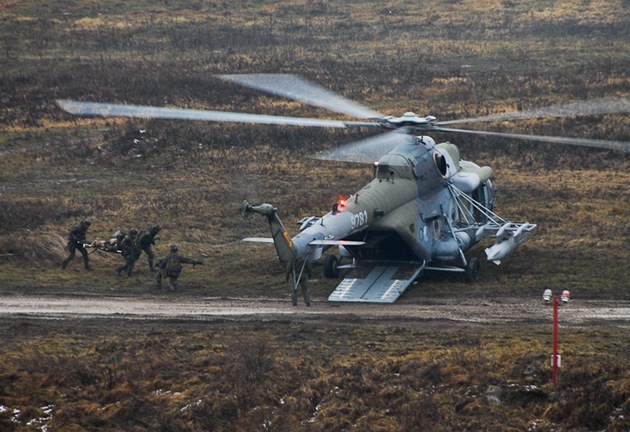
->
[386,112,437,129]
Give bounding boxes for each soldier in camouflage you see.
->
[61,219,93,271]
[156,244,203,292]
[137,224,161,271]
[116,228,140,276]
[287,258,311,307]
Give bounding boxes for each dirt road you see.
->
[1,293,628,327]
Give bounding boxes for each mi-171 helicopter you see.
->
[58,74,630,303]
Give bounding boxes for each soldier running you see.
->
[116,228,140,276]
[61,219,93,271]
[287,258,311,307]
[137,224,161,271]
[156,244,203,292]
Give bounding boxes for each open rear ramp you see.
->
[328,265,424,303]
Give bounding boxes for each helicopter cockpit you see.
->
[374,154,414,181]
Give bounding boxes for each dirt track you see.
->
[1,293,628,328]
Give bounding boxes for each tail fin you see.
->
[241,201,298,263]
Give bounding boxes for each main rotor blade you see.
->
[57,100,377,128]
[438,97,630,125]
[314,130,416,163]
[437,127,630,152]
[216,74,383,120]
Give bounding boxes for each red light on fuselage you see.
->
[332,197,346,214]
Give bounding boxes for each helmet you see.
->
[152,224,162,233]
[129,228,138,237]
[81,219,92,227]
[170,244,178,252]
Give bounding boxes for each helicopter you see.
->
[57,74,630,303]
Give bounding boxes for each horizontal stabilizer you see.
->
[243,238,365,246]
[309,239,366,246]
[243,237,275,243]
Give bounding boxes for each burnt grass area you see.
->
[1,0,630,430]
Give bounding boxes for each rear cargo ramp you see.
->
[328,264,424,303]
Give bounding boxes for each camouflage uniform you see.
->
[110,230,126,252]
[156,245,203,292]
[287,259,311,306]
[116,228,140,276]
[137,224,161,271]
[61,219,92,270]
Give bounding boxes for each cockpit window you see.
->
[376,163,391,179]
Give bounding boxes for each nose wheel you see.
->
[465,257,481,283]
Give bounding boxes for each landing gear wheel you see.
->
[465,257,481,283]
[323,255,340,279]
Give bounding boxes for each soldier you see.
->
[116,228,140,276]
[137,224,161,271]
[156,245,203,292]
[110,229,126,252]
[286,258,311,307]
[61,219,93,271]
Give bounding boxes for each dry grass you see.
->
[0,0,628,292]
[1,0,630,429]
[0,320,628,431]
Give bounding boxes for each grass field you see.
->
[1,0,629,430]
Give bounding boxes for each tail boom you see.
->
[241,202,298,263]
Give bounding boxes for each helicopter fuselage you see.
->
[253,135,496,269]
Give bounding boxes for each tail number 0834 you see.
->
[351,210,368,229]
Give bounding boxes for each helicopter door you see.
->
[471,180,495,222]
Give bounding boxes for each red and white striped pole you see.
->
[552,295,559,387]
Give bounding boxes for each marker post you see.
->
[552,296,560,387]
